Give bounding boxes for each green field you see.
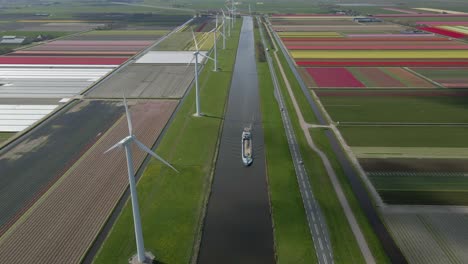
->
[0,2,191,17]
[153,31,193,51]
[320,95,468,123]
[369,172,468,205]
[83,30,169,36]
[256,22,317,264]
[0,133,14,145]
[94,21,241,264]
[340,126,468,148]
[352,146,468,159]
[410,68,468,79]
[0,30,70,38]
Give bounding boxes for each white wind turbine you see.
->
[219,11,227,49]
[211,15,218,71]
[226,1,236,27]
[210,14,226,69]
[222,8,231,37]
[105,94,178,264]
[189,29,215,116]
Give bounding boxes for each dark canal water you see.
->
[197,16,275,264]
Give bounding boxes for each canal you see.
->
[197,16,275,264]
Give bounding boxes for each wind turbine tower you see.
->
[231,1,235,26]
[213,15,218,70]
[190,30,215,116]
[222,8,231,37]
[105,95,178,264]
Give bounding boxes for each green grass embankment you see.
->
[255,23,317,264]
[93,21,241,264]
[0,133,14,145]
[340,126,468,148]
[271,54,365,264]
[310,128,391,263]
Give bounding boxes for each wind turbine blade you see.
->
[218,29,226,38]
[123,93,133,135]
[134,138,179,173]
[199,53,214,62]
[104,141,122,154]
[187,55,195,67]
[191,29,199,51]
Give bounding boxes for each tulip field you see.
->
[272,11,468,263]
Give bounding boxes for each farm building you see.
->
[1,36,26,44]
[353,17,382,23]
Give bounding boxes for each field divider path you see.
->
[258,17,333,264]
[263,19,376,264]
[402,67,445,88]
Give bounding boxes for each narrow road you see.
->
[258,18,333,264]
[265,17,407,264]
[197,17,275,264]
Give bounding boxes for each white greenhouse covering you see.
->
[0,104,57,132]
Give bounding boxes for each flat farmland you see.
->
[287,45,468,50]
[0,100,178,263]
[271,10,468,261]
[9,50,136,56]
[0,100,124,235]
[366,170,468,205]
[274,25,404,32]
[319,93,468,123]
[301,67,435,88]
[18,22,105,32]
[296,59,468,67]
[291,50,468,59]
[20,40,152,54]
[153,31,213,51]
[0,56,127,65]
[349,68,435,88]
[410,67,468,88]
[87,64,194,99]
[152,31,193,51]
[352,146,468,159]
[282,36,449,42]
[283,40,463,47]
[0,67,114,99]
[303,67,365,88]
[418,26,468,38]
[340,126,468,148]
[383,212,468,264]
[272,19,357,25]
[67,30,167,41]
[277,31,343,38]
[0,132,13,144]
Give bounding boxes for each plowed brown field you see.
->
[0,100,177,264]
